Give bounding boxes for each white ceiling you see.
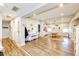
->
[22,3,59,18]
[24,3,79,23]
[0,3,43,16]
[0,3,45,21]
[1,3,79,23]
[27,3,79,20]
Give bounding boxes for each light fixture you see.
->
[3,14,16,21]
[59,3,64,7]
[47,28,52,32]
[0,3,4,6]
[60,13,64,16]
[33,14,36,17]
[32,13,37,18]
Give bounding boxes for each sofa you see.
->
[25,33,38,41]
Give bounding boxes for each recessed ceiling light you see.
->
[60,13,64,16]
[32,13,37,18]
[59,3,64,7]
[0,3,4,6]
[3,14,16,21]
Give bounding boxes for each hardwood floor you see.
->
[2,35,74,56]
[22,35,75,56]
[2,38,30,56]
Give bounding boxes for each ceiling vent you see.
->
[12,6,19,12]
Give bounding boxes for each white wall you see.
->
[0,16,3,51]
[23,18,39,34]
[10,17,25,46]
[75,25,79,56]
[23,18,50,37]
[39,20,70,36]
[2,21,10,38]
[69,11,79,41]
[23,18,48,37]
[23,18,70,37]
[69,11,79,55]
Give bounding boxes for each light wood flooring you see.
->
[2,35,74,56]
[2,38,30,56]
[22,35,74,56]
